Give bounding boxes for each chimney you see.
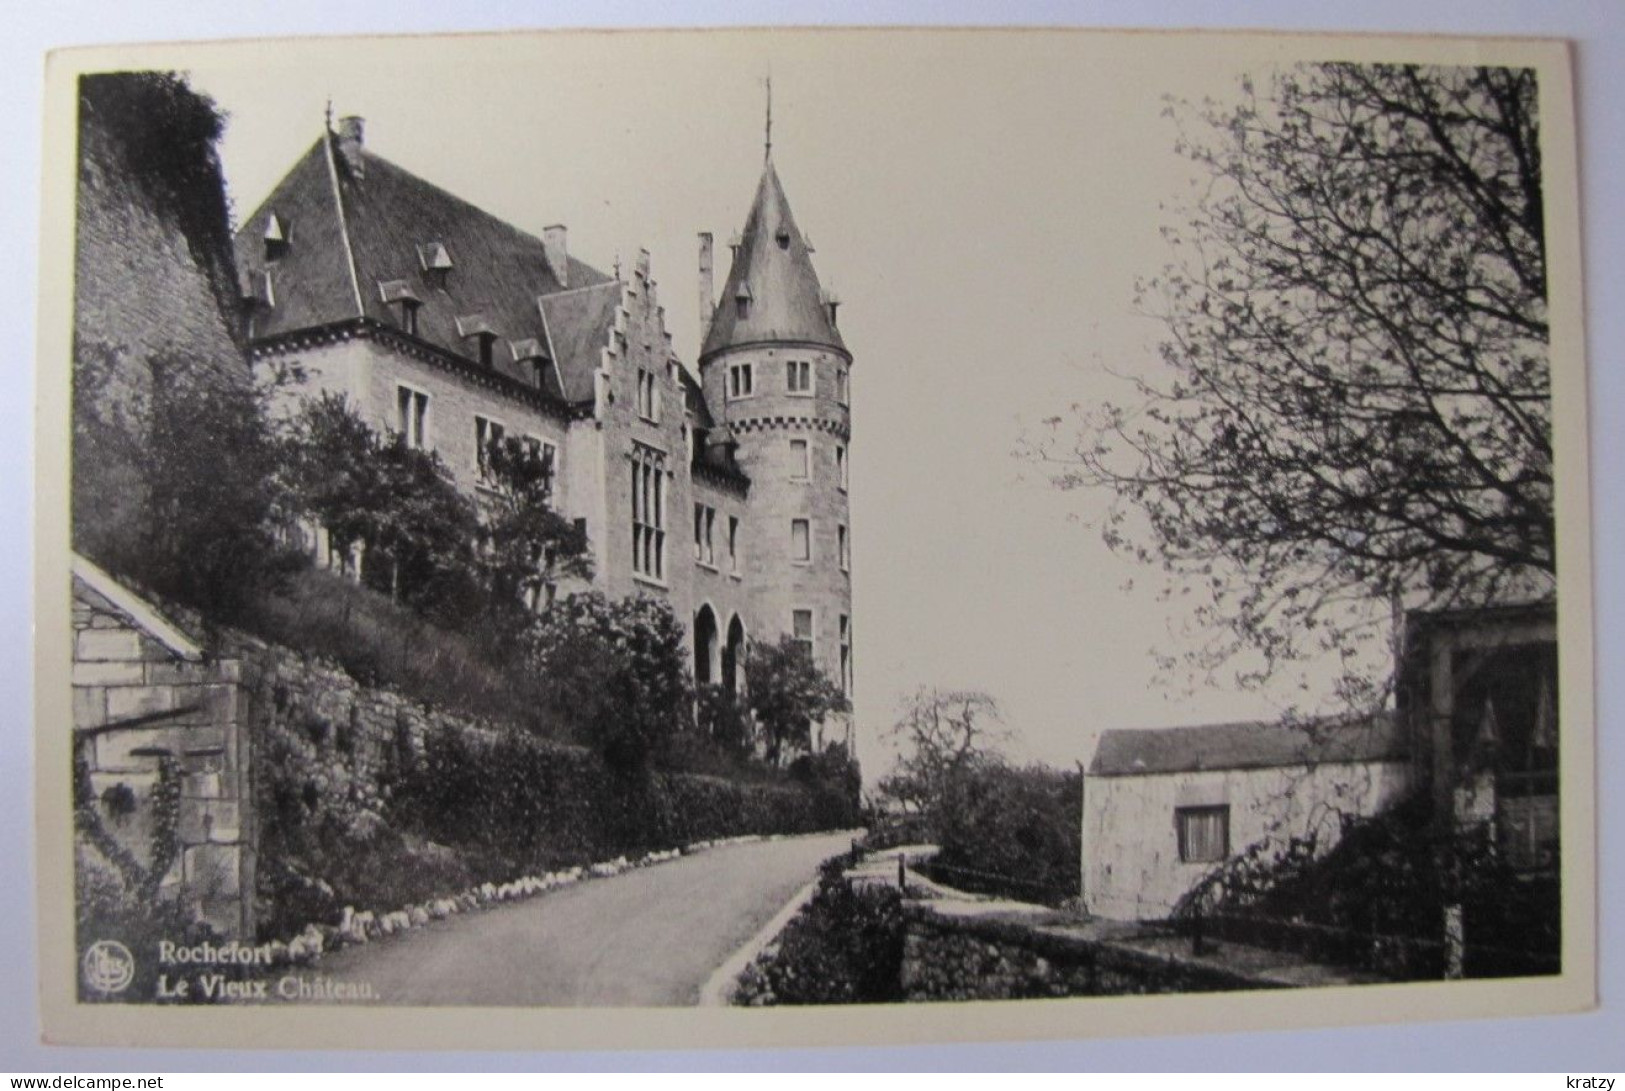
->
[335,116,365,178]
[542,225,569,288]
[698,232,715,329]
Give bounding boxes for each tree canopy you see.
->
[878,687,1007,815]
[744,636,850,767]
[1033,63,1553,698]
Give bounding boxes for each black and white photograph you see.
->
[35,26,1594,1048]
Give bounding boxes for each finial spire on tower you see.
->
[764,75,773,163]
[324,96,334,132]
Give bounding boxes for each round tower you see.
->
[699,159,854,748]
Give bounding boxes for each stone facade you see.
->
[236,122,858,745]
[71,556,253,939]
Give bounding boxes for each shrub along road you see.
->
[289,830,856,1006]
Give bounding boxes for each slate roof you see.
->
[235,130,616,403]
[701,160,846,361]
[1089,714,1406,777]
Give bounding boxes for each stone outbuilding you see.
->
[71,554,253,939]
[1080,715,1410,921]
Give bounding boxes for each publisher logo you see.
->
[82,940,135,995]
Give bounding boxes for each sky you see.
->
[165,29,1494,773]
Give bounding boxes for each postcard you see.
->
[35,27,1595,1049]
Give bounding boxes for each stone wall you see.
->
[239,636,509,786]
[71,557,253,939]
[898,904,1283,1001]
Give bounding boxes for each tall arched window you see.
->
[694,605,719,687]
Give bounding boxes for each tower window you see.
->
[839,524,849,572]
[835,444,848,490]
[728,515,740,575]
[837,368,849,406]
[840,614,852,696]
[787,359,812,395]
[776,230,791,251]
[728,363,754,400]
[792,609,814,660]
[396,385,429,449]
[791,518,811,564]
[790,438,810,480]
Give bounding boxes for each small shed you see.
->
[71,554,253,939]
[1081,715,1410,921]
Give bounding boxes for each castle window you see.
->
[1176,806,1230,864]
[840,615,852,696]
[728,515,740,575]
[835,444,848,491]
[787,359,812,395]
[792,609,814,661]
[474,415,506,479]
[694,502,716,567]
[637,369,660,423]
[776,230,791,251]
[631,446,666,582]
[396,385,429,449]
[790,438,810,480]
[837,368,849,406]
[791,518,811,564]
[839,524,849,572]
[729,363,754,400]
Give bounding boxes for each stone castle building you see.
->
[233,118,855,735]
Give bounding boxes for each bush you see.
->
[251,676,472,939]
[928,763,1081,906]
[1171,793,1561,979]
[731,860,906,1005]
[524,592,692,772]
[242,567,569,741]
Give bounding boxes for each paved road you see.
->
[293,831,854,1006]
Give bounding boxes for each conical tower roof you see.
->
[701,161,846,361]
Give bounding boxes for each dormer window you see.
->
[510,338,553,392]
[263,213,289,261]
[417,241,454,288]
[455,313,499,367]
[776,230,791,251]
[379,280,422,336]
[735,284,753,320]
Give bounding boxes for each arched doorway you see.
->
[723,614,746,694]
[694,605,719,686]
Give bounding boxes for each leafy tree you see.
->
[877,687,1007,815]
[1031,63,1552,699]
[474,434,590,623]
[744,637,850,768]
[696,682,755,760]
[282,393,478,619]
[525,592,692,773]
[73,343,295,621]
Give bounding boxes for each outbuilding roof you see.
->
[1088,713,1405,777]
